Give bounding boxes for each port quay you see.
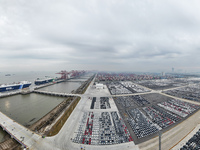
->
[1,73,200,150]
[0,111,40,149]
[2,0,200,149]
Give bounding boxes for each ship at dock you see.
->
[34,77,54,85]
[34,70,86,85]
[0,81,31,92]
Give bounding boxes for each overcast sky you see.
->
[1,0,200,73]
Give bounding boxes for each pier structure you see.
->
[0,112,41,149]
[0,91,21,98]
[33,90,81,97]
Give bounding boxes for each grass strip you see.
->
[47,97,81,136]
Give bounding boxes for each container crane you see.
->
[56,70,69,80]
[57,70,86,80]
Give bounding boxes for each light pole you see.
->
[159,131,162,150]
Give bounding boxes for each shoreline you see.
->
[0,74,95,149]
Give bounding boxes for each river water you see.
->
[38,81,82,93]
[0,71,59,86]
[0,72,93,142]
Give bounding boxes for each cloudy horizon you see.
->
[1,0,200,73]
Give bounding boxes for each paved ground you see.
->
[138,108,200,150]
[110,82,200,150]
[172,124,200,149]
[1,77,200,150]
[0,112,41,149]
[33,90,81,97]
[30,77,139,150]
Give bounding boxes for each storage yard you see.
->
[120,81,151,93]
[96,73,168,82]
[113,92,200,144]
[164,84,200,102]
[73,111,133,145]
[94,75,200,148]
[135,79,193,90]
[127,108,161,138]
[180,128,200,149]
[73,95,133,145]
[157,99,199,118]
[90,97,111,109]
[115,95,150,108]
[1,72,200,150]
[143,105,181,129]
[107,82,132,95]
[106,81,150,95]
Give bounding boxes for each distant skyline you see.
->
[1,0,200,72]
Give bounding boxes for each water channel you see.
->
[0,73,93,142]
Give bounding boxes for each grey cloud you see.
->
[1,0,200,72]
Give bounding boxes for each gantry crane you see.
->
[56,70,69,79]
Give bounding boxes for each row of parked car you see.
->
[143,105,181,129]
[127,108,160,138]
[158,99,199,118]
[73,111,131,145]
[181,129,200,150]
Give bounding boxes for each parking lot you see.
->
[115,96,135,108]
[106,81,151,95]
[120,81,151,93]
[127,108,161,138]
[164,84,200,102]
[107,82,132,95]
[157,99,199,118]
[135,79,189,90]
[90,97,111,109]
[180,128,200,150]
[115,95,150,108]
[143,105,181,129]
[73,111,133,145]
[69,77,200,150]
[113,93,200,144]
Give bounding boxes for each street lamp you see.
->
[159,131,162,150]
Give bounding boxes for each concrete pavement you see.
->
[0,112,41,149]
[30,75,139,150]
[1,76,200,150]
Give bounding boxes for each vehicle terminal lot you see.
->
[164,84,200,102]
[135,78,200,90]
[13,77,200,150]
[113,93,200,144]
[105,78,200,149]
